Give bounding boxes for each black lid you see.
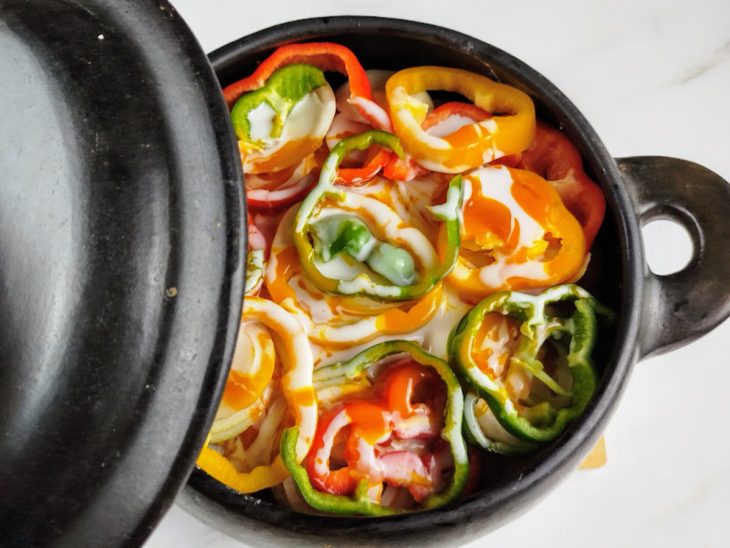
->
[0,0,243,545]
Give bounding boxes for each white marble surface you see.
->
[147,1,730,546]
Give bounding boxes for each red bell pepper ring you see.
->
[382,154,428,182]
[304,402,389,497]
[304,360,445,502]
[516,121,606,248]
[336,148,393,186]
[223,42,391,131]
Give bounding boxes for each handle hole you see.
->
[641,219,694,275]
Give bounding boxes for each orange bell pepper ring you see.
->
[445,165,586,302]
[386,67,536,173]
[516,121,606,248]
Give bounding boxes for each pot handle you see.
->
[617,156,730,359]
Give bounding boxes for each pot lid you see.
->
[0,0,244,545]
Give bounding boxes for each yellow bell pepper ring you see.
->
[445,165,587,302]
[385,66,536,173]
[196,296,317,493]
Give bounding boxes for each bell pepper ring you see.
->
[231,64,336,174]
[224,42,391,131]
[326,69,410,151]
[294,130,463,302]
[265,206,445,348]
[381,102,491,184]
[336,147,393,186]
[381,153,429,182]
[196,297,317,493]
[386,66,536,173]
[282,340,468,515]
[448,284,611,443]
[326,70,434,183]
[445,165,587,302]
[517,121,606,248]
[326,70,431,183]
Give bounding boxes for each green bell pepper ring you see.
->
[448,284,611,443]
[281,340,469,516]
[293,130,463,302]
[231,64,327,150]
[310,215,417,286]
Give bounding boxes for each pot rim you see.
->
[186,15,644,542]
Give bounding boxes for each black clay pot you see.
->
[179,16,730,547]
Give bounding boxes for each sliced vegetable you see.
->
[326,69,399,150]
[326,70,432,183]
[386,66,536,173]
[223,42,391,130]
[517,121,606,248]
[200,47,615,520]
[310,215,417,286]
[265,207,446,348]
[337,148,392,185]
[381,153,429,182]
[446,165,586,302]
[282,340,468,515]
[294,130,463,301]
[231,64,335,174]
[448,284,610,442]
[196,297,317,493]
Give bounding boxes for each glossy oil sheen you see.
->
[0,1,244,546]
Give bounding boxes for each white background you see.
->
[147,1,730,546]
